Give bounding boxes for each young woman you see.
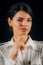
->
[0,2,43,65]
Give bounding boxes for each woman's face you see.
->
[8,11,32,36]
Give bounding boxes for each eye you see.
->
[27,19,32,22]
[17,19,23,22]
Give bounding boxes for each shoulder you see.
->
[0,40,12,54]
[33,40,43,48]
[33,40,43,54]
[0,37,13,47]
[0,40,12,59]
[0,40,11,47]
[30,37,43,48]
[33,40,43,56]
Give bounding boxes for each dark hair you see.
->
[7,2,33,20]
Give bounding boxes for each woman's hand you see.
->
[11,35,26,60]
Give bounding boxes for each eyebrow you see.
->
[17,17,32,20]
[17,17,24,19]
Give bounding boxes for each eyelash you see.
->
[17,19,32,22]
[17,20,23,22]
[27,20,32,22]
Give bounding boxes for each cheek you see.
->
[30,23,32,28]
[13,21,20,31]
[28,22,32,30]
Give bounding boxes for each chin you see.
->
[19,32,28,36]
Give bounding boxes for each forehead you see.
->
[13,10,32,19]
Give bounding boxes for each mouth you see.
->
[20,28,28,32]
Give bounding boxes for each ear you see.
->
[8,18,13,27]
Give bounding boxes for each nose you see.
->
[22,20,28,26]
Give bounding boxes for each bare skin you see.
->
[8,11,32,60]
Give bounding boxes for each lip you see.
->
[20,28,28,31]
